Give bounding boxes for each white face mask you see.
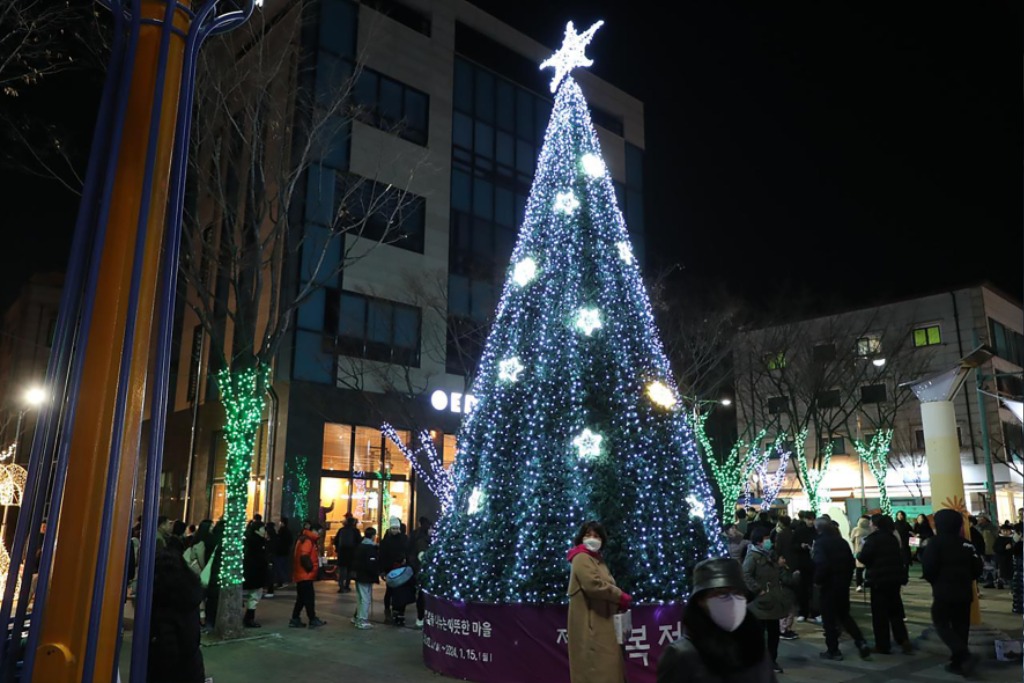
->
[706,594,747,632]
[582,537,602,552]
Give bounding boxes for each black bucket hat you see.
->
[691,557,745,597]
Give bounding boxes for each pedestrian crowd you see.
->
[567,505,1024,683]
[130,507,434,683]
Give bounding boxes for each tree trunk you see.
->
[213,364,269,639]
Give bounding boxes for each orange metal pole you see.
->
[32,2,190,681]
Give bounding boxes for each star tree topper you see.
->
[539,20,604,93]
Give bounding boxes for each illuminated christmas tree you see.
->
[426,22,726,605]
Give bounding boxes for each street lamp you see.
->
[12,385,47,460]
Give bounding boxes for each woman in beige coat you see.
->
[566,520,631,683]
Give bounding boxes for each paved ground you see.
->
[121,572,1023,682]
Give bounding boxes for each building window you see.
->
[860,383,887,404]
[913,324,942,347]
[336,292,421,366]
[767,396,789,415]
[816,389,841,409]
[989,318,1024,367]
[336,174,425,253]
[764,439,795,460]
[590,106,624,136]
[817,436,846,455]
[323,422,353,470]
[813,343,836,363]
[442,433,459,470]
[914,426,964,449]
[857,335,881,357]
[319,422,414,557]
[352,67,429,145]
[361,0,431,36]
[209,424,267,521]
[764,352,787,371]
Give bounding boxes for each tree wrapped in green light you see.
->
[216,366,270,588]
[286,455,309,521]
[854,429,894,516]
[692,411,768,519]
[791,428,832,514]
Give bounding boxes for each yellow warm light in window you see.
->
[646,381,677,409]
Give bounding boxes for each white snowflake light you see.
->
[553,191,580,215]
[575,307,602,336]
[573,428,603,459]
[498,357,524,383]
[646,381,677,409]
[512,257,538,287]
[616,241,634,265]
[468,487,485,515]
[581,153,605,178]
[686,494,706,519]
[539,20,605,93]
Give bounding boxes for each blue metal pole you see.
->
[79,0,181,677]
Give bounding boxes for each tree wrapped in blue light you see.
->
[426,22,726,605]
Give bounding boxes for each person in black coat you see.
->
[992,523,1015,589]
[812,518,870,660]
[893,511,913,569]
[242,521,269,627]
[745,512,773,542]
[379,516,409,622]
[857,514,911,654]
[921,509,984,676]
[352,527,380,629]
[791,512,818,621]
[333,514,361,593]
[148,549,206,683]
[657,557,777,683]
[272,516,293,588]
[408,516,432,627]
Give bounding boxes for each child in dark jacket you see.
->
[353,527,379,629]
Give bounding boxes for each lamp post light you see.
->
[12,386,47,461]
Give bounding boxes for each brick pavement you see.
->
[120,574,1023,682]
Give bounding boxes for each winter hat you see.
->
[691,557,745,597]
[389,516,401,530]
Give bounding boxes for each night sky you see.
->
[0,1,1020,314]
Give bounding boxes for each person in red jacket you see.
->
[290,522,327,628]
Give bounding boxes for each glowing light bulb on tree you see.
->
[573,428,603,459]
[498,357,524,383]
[575,307,602,336]
[581,153,605,178]
[553,191,580,215]
[468,487,485,515]
[616,241,634,264]
[646,381,677,409]
[512,258,538,287]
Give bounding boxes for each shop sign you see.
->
[430,389,477,414]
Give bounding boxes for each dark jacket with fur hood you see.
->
[657,597,777,683]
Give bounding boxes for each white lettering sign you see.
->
[429,390,477,414]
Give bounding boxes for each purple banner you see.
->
[422,593,685,683]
